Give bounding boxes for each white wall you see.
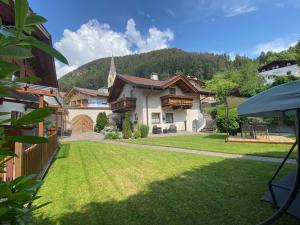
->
[66,108,112,129]
[260,65,299,84]
[115,84,204,132]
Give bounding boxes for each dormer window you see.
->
[287,63,291,66]
[169,88,176,95]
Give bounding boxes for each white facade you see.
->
[65,108,111,130]
[115,84,205,132]
[259,64,299,84]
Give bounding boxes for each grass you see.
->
[120,133,296,158]
[31,141,298,225]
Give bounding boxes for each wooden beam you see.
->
[46,104,62,108]
[55,110,58,131]
[38,95,44,136]
[17,87,57,97]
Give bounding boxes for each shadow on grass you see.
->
[31,152,298,225]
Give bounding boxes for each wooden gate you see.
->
[71,115,93,133]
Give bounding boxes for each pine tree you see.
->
[122,113,132,139]
[95,112,108,131]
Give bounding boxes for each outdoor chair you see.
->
[152,125,162,134]
[163,128,169,134]
[254,124,269,139]
[169,125,177,133]
[241,123,255,138]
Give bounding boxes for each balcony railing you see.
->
[110,97,137,113]
[161,94,193,109]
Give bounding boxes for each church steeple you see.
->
[108,55,116,88]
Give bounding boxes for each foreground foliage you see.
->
[0,0,67,223]
[31,141,298,225]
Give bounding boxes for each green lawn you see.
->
[121,133,296,158]
[31,141,298,225]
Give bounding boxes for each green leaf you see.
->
[6,135,48,144]
[15,0,29,32]
[0,46,33,59]
[0,150,16,157]
[0,0,9,5]
[20,37,68,64]
[0,61,19,77]
[0,112,10,116]
[0,118,12,125]
[12,108,51,127]
[25,13,47,26]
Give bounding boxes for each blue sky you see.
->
[29,0,300,77]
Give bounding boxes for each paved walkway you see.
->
[61,132,296,164]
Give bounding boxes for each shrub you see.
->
[104,132,119,140]
[215,105,240,132]
[122,113,132,139]
[140,124,150,138]
[134,123,142,139]
[95,112,108,132]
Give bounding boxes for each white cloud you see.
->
[224,2,256,17]
[55,19,174,78]
[253,38,297,55]
[166,9,175,17]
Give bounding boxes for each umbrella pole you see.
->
[257,108,300,225]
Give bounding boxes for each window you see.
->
[134,113,139,121]
[151,113,160,124]
[130,89,134,97]
[287,71,292,76]
[165,113,174,123]
[169,88,176,95]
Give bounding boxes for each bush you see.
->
[104,132,119,140]
[134,123,142,139]
[95,112,108,132]
[122,113,132,139]
[215,105,240,132]
[140,124,150,138]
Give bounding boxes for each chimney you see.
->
[150,72,159,80]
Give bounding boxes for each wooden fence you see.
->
[13,133,58,178]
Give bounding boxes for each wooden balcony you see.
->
[161,95,193,109]
[111,97,136,113]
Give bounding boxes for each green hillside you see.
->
[58,43,300,92]
[58,48,229,91]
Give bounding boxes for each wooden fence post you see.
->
[14,142,23,178]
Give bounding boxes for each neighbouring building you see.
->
[0,2,63,181]
[107,61,211,132]
[258,60,300,84]
[64,87,111,133]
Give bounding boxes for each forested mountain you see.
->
[58,42,300,93]
[58,48,229,91]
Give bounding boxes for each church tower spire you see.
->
[108,54,116,88]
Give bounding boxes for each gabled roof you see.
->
[108,74,207,102]
[66,87,109,100]
[258,60,297,72]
